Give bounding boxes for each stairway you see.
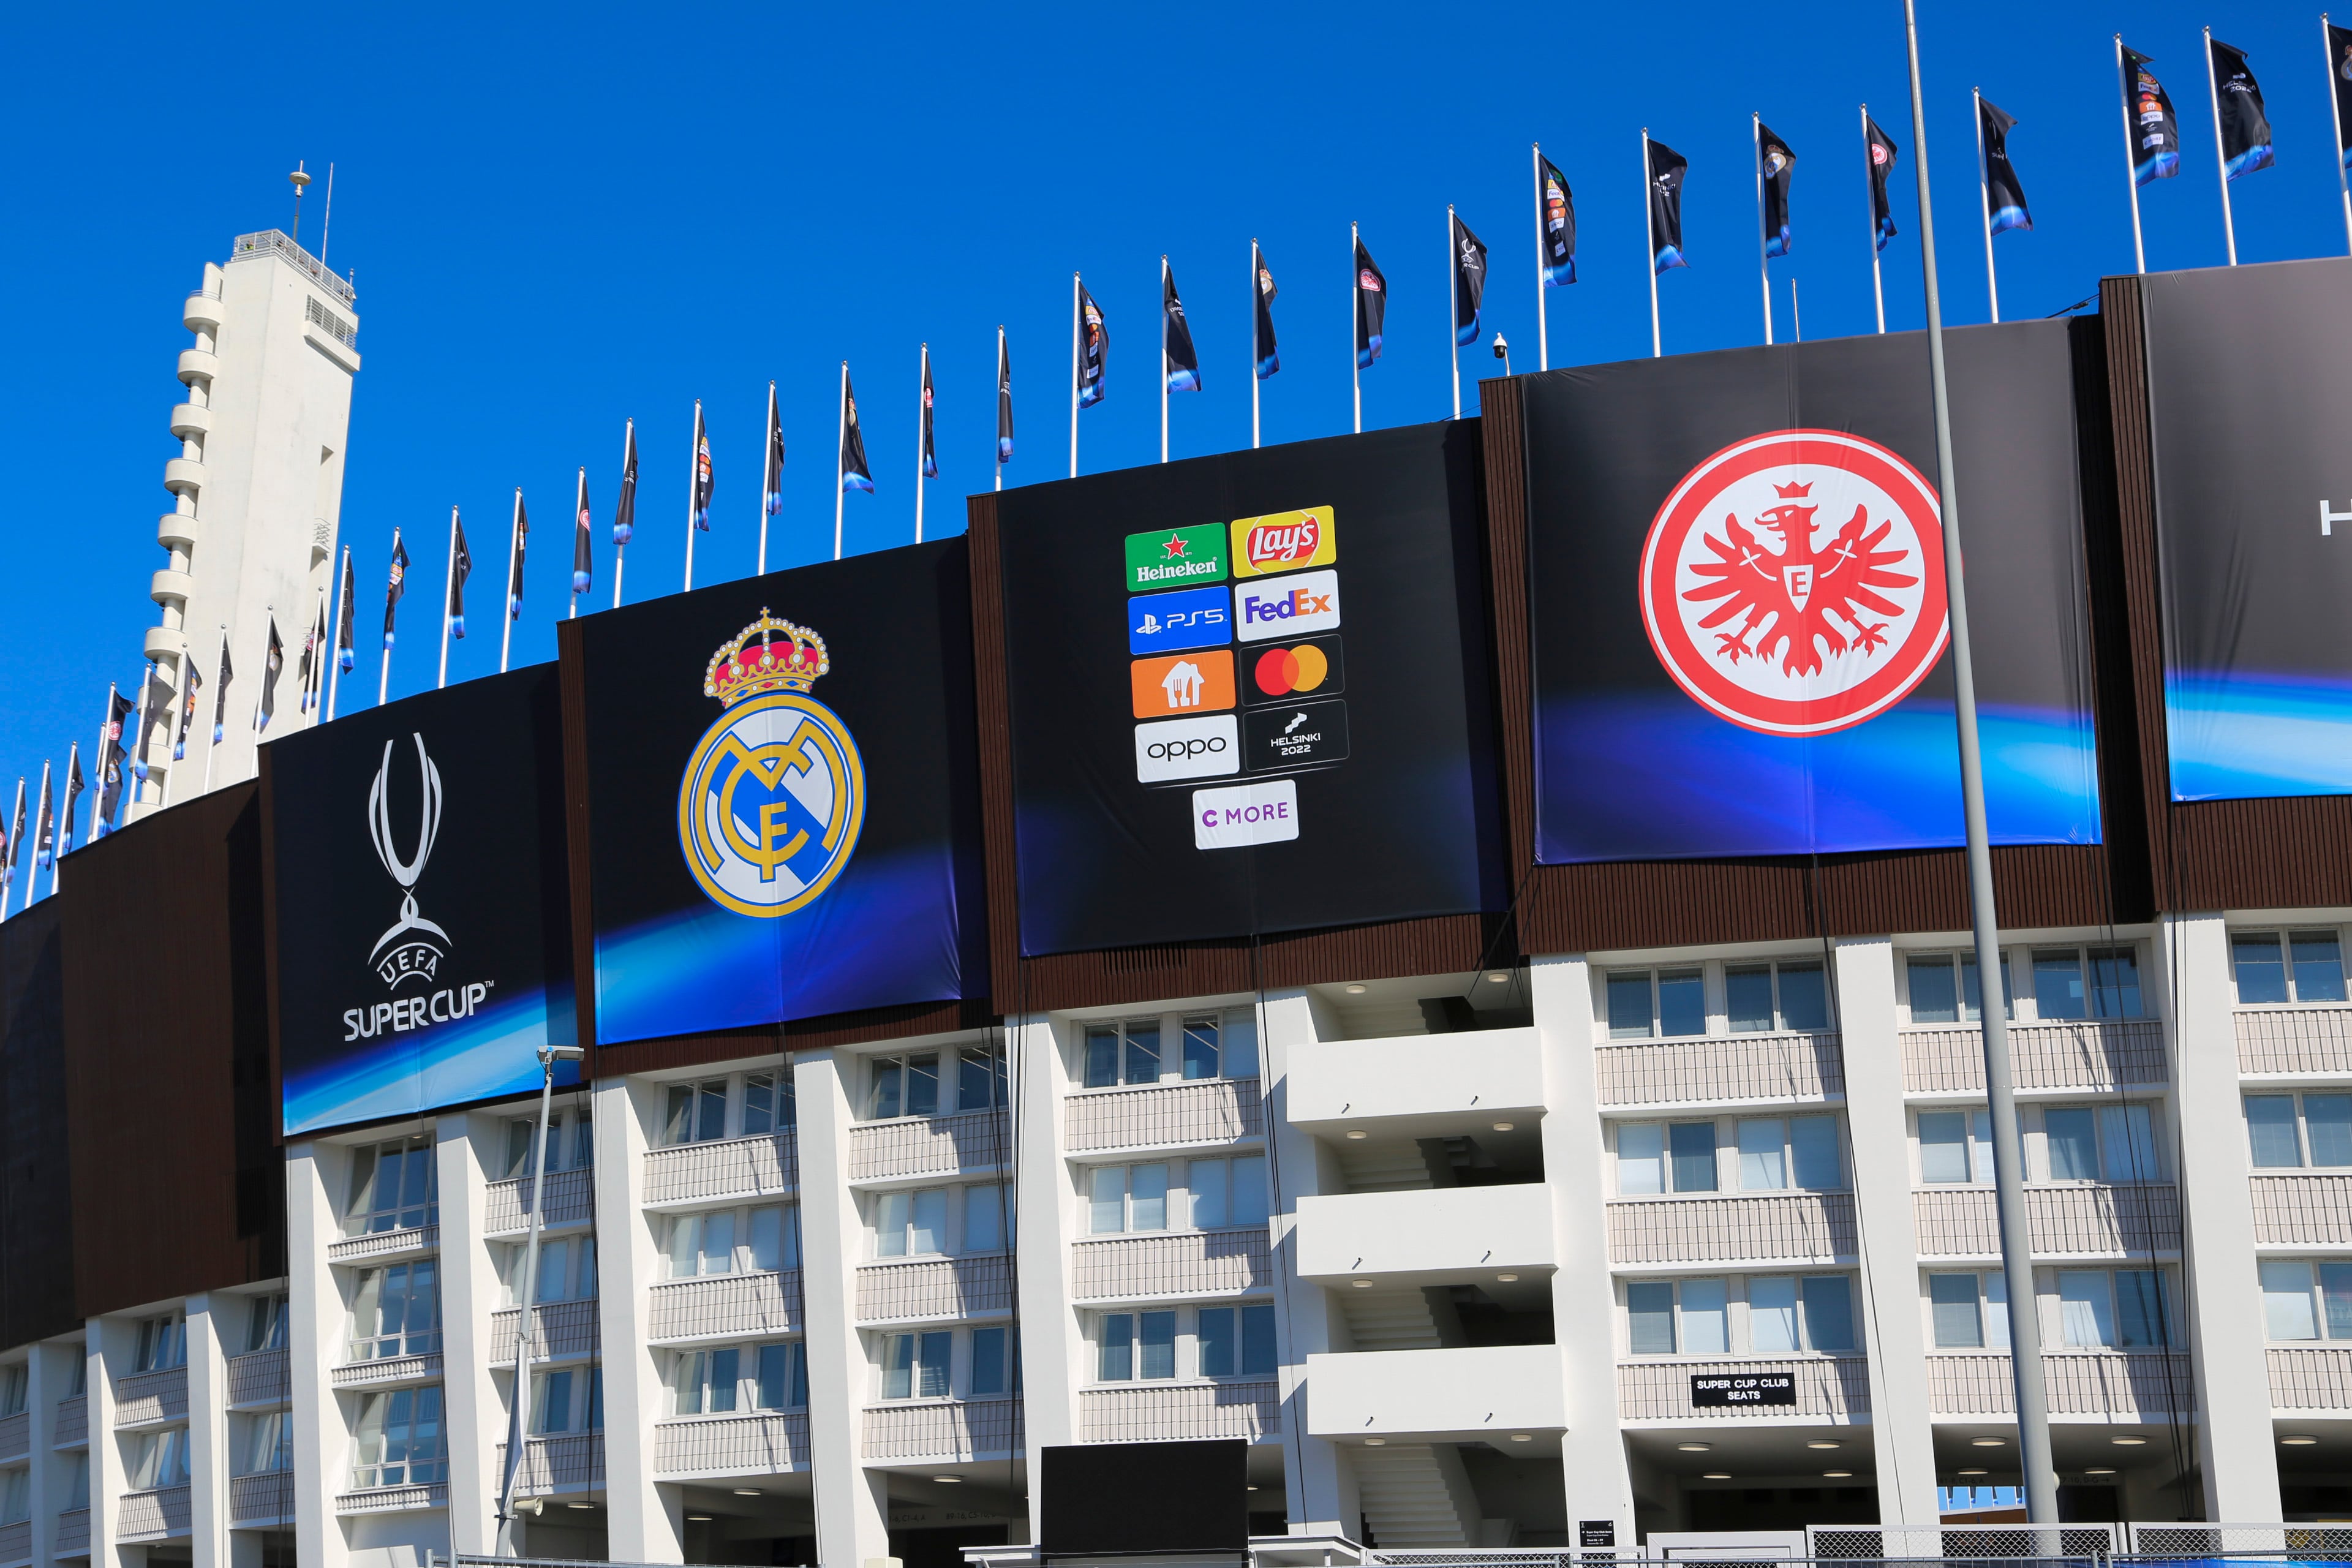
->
[1352,1441,1485,1548]
[1335,1139,1435,1193]
[1338,1288,1445,1351]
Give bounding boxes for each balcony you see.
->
[494,1434,605,1497]
[142,625,189,664]
[230,229,356,304]
[116,1485,191,1542]
[1290,1030,1537,1136]
[1926,1352,2194,1418]
[175,349,217,386]
[0,1518,25,1565]
[326,1223,437,1264]
[1081,1381,1281,1442]
[488,1299,599,1364]
[161,458,205,498]
[1913,1185,2181,1257]
[1904,1020,2167,1095]
[643,1132,796,1207]
[1298,1186,1551,1285]
[53,1510,86,1556]
[1618,1355,1871,1422]
[2251,1175,2352,1246]
[53,1396,85,1447]
[1074,1230,1273,1301]
[330,1352,443,1390]
[0,1412,23,1462]
[1599,1031,1844,1109]
[149,569,193,608]
[2239,1006,2352,1076]
[335,1482,448,1514]
[654,1412,810,1476]
[857,1256,1014,1323]
[649,1270,802,1341]
[484,1167,593,1235]
[1305,1344,1566,1441]
[182,291,224,333]
[862,1398,1022,1461]
[230,1471,295,1527]
[157,511,197,551]
[850,1109,1009,1181]
[2269,1346,2352,1410]
[226,1348,289,1408]
[113,1367,187,1427]
[1607,1194,1855,1268]
[1068,1080,1265,1155]
[167,402,211,439]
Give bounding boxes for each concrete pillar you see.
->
[794,1049,891,1568]
[594,1074,680,1562]
[88,1317,124,1568]
[1258,988,1360,1536]
[1531,955,1639,1553]
[1831,937,1942,1525]
[435,1114,497,1553]
[2155,912,2282,1520]
[286,1144,349,1568]
[26,1338,62,1567]
[185,1294,227,1568]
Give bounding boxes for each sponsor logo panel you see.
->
[1192,779,1300,848]
[1236,570,1340,642]
[1229,507,1337,577]
[1130,650,1237,718]
[1243,698,1351,771]
[1128,584,1232,655]
[1125,524,1227,589]
[1134,714,1240,783]
[1246,635,1344,703]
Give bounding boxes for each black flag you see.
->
[1163,265,1200,393]
[614,421,639,547]
[690,403,714,531]
[1253,245,1281,376]
[508,493,530,619]
[2,783,21,891]
[1865,116,1901,251]
[173,661,202,760]
[1353,235,1387,367]
[96,690,131,831]
[1450,213,1488,345]
[62,750,87,856]
[764,383,787,517]
[447,514,473,640]
[1758,123,1796,257]
[384,531,410,649]
[920,353,938,478]
[32,769,53,871]
[212,638,234,744]
[2331,23,2352,172]
[840,371,873,493]
[1980,97,2033,234]
[336,551,356,673]
[1648,138,1691,271]
[573,469,594,595]
[255,617,284,733]
[132,664,168,778]
[1077,284,1108,407]
[2123,47,2182,185]
[2209,39,2274,182]
[1538,156,1577,285]
[997,334,1015,464]
[298,610,323,714]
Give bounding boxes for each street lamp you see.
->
[495,1042,588,1556]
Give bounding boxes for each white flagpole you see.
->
[311,584,328,723]
[89,688,113,848]
[1160,256,1170,465]
[2206,28,2240,266]
[761,380,777,575]
[41,761,57,899]
[916,347,929,541]
[613,420,632,611]
[326,545,349,722]
[1448,205,1462,419]
[380,529,398,707]
[1532,145,1551,373]
[1350,222,1363,433]
[1643,130,1662,358]
[211,624,230,789]
[684,399,702,591]
[1068,271,1082,478]
[2329,14,2352,254]
[835,362,848,562]
[2116,38,2149,275]
[1,777,20,920]
[1792,279,1802,342]
[501,488,520,673]
[1974,88,2002,323]
[437,505,457,690]
[1755,115,1774,345]
[1250,243,1263,450]
[1864,105,1887,334]
[995,327,1006,492]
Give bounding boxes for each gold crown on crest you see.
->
[704,609,830,705]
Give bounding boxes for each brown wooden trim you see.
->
[965,494,1027,1015]
[257,744,287,1145]
[556,617,600,1063]
[2100,275,2177,902]
[1477,378,1540,881]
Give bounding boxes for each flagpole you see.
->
[252,608,274,737]
[1864,106,1887,333]
[1160,256,1170,464]
[761,380,777,575]
[1069,271,1082,478]
[437,505,457,690]
[1908,0,2057,1527]
[41,762,57,900]
[211,624,230,788]
[380,530,397,706]
[326,546,348,721]
[2117,37,2149,274]
[996,326,1007,490]
[311,584,328,723]
[571,468,584,621]
[88,688,113,848]
[2329,13,2352,254]
[1792,279,1802,341]
[1447,206,1462,418]
[613,419,632,611]
[2205,28,2240,266]
[684,399,702,591]
[1350,222,1363,433]
[1532,146,1551,373]
[1754,115,1774,345]
[501,489,519,673]
[1642,131,1662,358]
[1,778,19,920]
[1250,243,1263,449]
[835,362,848,562]
[1973,88,2002,323]
[916,351,929,540]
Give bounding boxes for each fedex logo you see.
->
[1235,570,1340,643]
[1229,507,1338,576]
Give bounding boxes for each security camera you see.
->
[1491,333,1510,360]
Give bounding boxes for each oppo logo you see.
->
[1147,736,1229,761]
[1134,715,1240,784]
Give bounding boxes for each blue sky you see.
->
[2,0,2345,830]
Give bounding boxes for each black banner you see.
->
[993,421,1502,956]
[578,540,986,1043]
[270,664,576,1136]
[1691,1372,1795,1408]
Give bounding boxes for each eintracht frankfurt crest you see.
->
[678,611,866,918]
[1640,429,1948,736]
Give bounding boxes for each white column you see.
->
[1530,955,1639,1551]
[1008,1015,1079,1545]
[793,1048,893,1568]
[1257,989,1359,1536]
[185,1294,228,1568]
[436,1115,499,1554]
[87,1317,124,1568]
[1830,937,1941,1525]
[595,1076,680,1562]
[285,1144,349,1568]
[26,1340,62,1567]
[2154,912,2282,1518]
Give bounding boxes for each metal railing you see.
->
[485,1166,593,1233]
[1607,1192,1856,1265]
[850,1108,1011,1180]
[2127,1523,2352,1555]
[53,1396,84,1447]
[230,230,355,302]
[326,1223,437,1263]
[648,1268,802,1340]
[861,1396,1021,1460]
[2267,1344,2352,1408]
[225,1347,290,1406]
[2237,1006,2352,1074]
[112,1366,189,1426]
[229,1469,295,1525]
[651,1411,809,1475]
[1618,1355,1871,1420]
[0,1411,24,1461]
[487,1298,600,1363]
[856,1255,1013,1322]
[330,1352,442,1389]
[0,1519,26,1564]
[1904,1019,2166,1094]
[643,1131,797,1205]
[1597,1030,1844,1107]
[2249,1175,2352,1245]
[115,1485,191,1539]
[492,1433,605,1496]
[1072,1228,1272,1300]
[1078,1379,1280,1441]
[1913,1184,2181,1257]
[1065,1077,1264,1153]
[1925,1351,2195,1416]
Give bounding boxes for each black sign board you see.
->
[1041,1440,1246,1555]
[1691,1371,1797,1408]
[1580,1521,1619,1548]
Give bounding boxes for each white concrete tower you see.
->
[134,224,360,813]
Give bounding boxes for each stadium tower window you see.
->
[1606,968,1703,1040]
[502,1106,592,1179]
[346,1134,437,1234]
[1905,951,2013,1023]
[2234,930,2349,1005]
[1724,960,1833,1033]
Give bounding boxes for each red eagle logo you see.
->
[1684,480,1919,677]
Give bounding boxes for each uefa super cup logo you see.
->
[368,733,451,987]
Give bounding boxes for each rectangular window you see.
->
[2264,1261,2321,1341]
[1606,973,1654,1039]
[2234,929,2346,1005]
[2247,1095,2304,1167]
[1238,1302,1277,1374]
[1749,1276,1799,1352]
[1191,1158,1230,1227]
[345,1134,437,1234]
[748,1205,799,1272]
[957,1046,1007,1112]
[1930,1273,1983,1348]
[2294,932,2350,1003]
[755,1342,807,1410]
[1733,1116,1841,1191]
[1088,1167,1125,1235]
[1778,962,1830,1032]
[1679,1278,1728,1353]
[1626,1282,1676,1354]
[2043,1107,2100,1181]
[1226,1011,1261,1077]
[0,1468,28,1527]
[2114,1270,2171,1348]
[350,1262,443,1359]
[2097,1104,2158,1182]
[1668,1121,1718,1193]
[703,1347,741,1412]
[2236,932,2290,1004]
[351,1386,447,1488]
[2088,947,2143,1019]
[1726,966,1776,1034]
[136,1314,187,1373]
[62,1453,86,1511]
[1182,1016,1222,1080]
[1084,1026,1120,1088]
[1138,1310,1177,1379]
[1737,1119,1787,1190]
[2059,1271,2118,1348]
[1801,1276,1857,1351]
[969,1327,1011,1396]
[667,1210,737,1277]
[1129,1165,1169,1231]
[245,1293,290,1354]
[963,1185,1008,1253]
[1616,1123,1665,1194]
[743,1072,791,1134]
[1910,952,2013,1022]
[2325,1264,2352,1340]
[1098,1315,1135,1381]
[0,1366,23,1420]
[869,1054,941,1120]
[2035,950,2089,1020]
[664,1080,730,1145]
[2311,1095,2352,1167]
[1792,1115,1841,1189]
[1124,1021,1161,1084]
[127,1428,190,1491]
[530,1368,576,1434]
[1732,961,1829,1032]
[1607,969,1704,1039]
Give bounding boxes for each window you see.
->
[0,1468,24,1526]
[350,1261,442,1359]
[663,1079,733,1145]
[135,1313,187,1373]
[748,1204,799,1271]
[244,1294,290,1354]
[881,1331,954,1400]
[1928,1272,2011,1350]
[126,1428,191,1491]
[970,1325,1019,1396]
[501,1107,593,1180]
[1085,1020,1160,1087]
[0,1365,24,1419]
[2031,946,2144,1020]
[876,1189,950,1258]
[1726,961,1832,1033]
[661,1204,796,1276]
[234,1412,293,1476]
[2261,1261,2352,1341]
[2247,1093,2352,1169]
[352,1387,448,1488]
[2041,1104,2160,1183]
[2234,930,2349,1005]
[1906,952,2013,1023]
[2058,1269,2174,1348]
[1097,1311,1178,1381]
[1615,1121,1717,1194]
[1919,1109,2002,1185]
[66,1359,85,1398]
[1736,1116,1842,1190]
[963,1185,1011,1253]
[665,1210,737,1278]
[957,1046,1008,1112]
[1188,1156,1270,1229]
[869,1053,941,1120]
[742,1071,793,1134]
[1197,1304,1278,1377]
[1749,1276,1857,1352]
[1628,1276,1858,1354]
[671,1347,739,1415]
[1607,968,1705,1040]
[1088,1164,1170,1234]
[528,1366,603,1434]
[62,1453,86,1511]
[345,1134,437,1235]
[500,1236,597,1305]
[1084,1011,1257,1087]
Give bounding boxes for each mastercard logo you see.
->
[1254,641,1336,698]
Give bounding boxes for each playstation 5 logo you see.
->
[368,734,450,989]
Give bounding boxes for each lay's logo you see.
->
[1230,507,1338,577]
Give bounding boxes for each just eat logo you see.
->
[1235,570,1340,643]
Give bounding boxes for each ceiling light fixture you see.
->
[1492,1121,1515,1133]
[1806,1441,1840,1450]
[1345,984,1367,995]
[567,1502,595,1510]
[1487,972,1510,983]
[2283,1435,2321,1447]
[1823,1471,1853,1479]
[2111,1436,2149,1447]
[1970,1437,2007,1448]
[1957,1469,1988,1478]
[1346,1129,1369,1140]
[1510,1434,1533,1442]
[1352,1279,1375,1289]
[1677,1443,1712,1453]
[933,1476,962,1484]
[1702,1472,1732,1481]
[687,1515,714,1523]
[1496,1273,1519,1283]
[2084,1468,2117,1476]
[1364,1438,1387,1447]
[733,1489,763,1496]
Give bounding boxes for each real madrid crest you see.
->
[677,610,866,918]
